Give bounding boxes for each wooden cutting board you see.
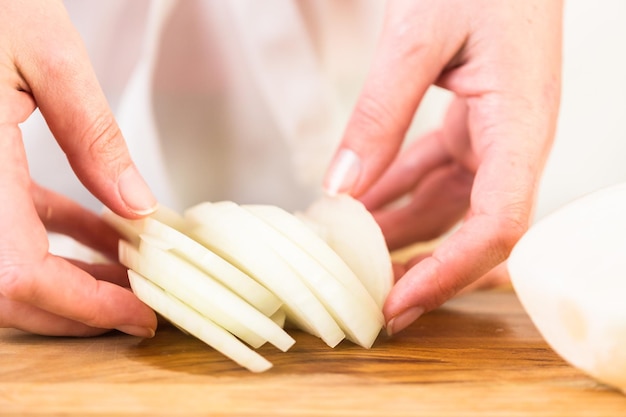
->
[1,288,625,416]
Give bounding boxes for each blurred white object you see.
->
[509,182,626,394]
[48,233,109,263]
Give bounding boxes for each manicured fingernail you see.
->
[117,325,155,338]
[386,306,424,336]
[323,148,361,195]
[118,165,158,215]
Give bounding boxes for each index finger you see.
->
[7,0,156,218]
[323,0,467,196]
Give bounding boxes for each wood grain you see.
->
[1,289,625,416]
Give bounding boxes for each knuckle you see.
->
[36,43,71,75]
[493,213,529,259]
[81,113,127,168]
[0,263,31,301]
[83,281,108,327]
[36,41,85,87]
[351,93,402,143]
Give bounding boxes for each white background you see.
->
[536,0,626,218]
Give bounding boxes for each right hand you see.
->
[0,0,158,337]
[323,0,562,335]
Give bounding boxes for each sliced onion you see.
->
[300,194,393,309]
[106,194,393,372]
[243,203,384,347]
[141,217,282,317]
[119,238,295,352]
[185,201,346,348]
[127,270,272,373]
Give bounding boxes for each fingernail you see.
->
[117,324,155,338]
[386,306,424,336]
[118,165,158,215]
[323,148,361,195]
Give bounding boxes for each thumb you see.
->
[323,0,466,197]
[13,1,156,218]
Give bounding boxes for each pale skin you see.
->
[0,0,158,337]
[323,0,563,335]
[1,0,562,338]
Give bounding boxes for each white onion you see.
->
[105,194,393,371]
[509,182,626,393]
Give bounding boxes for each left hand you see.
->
[0,0,158,337]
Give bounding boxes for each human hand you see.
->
[323,0,563,335]
[0,0,158,337]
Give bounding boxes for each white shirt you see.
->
[22,0,626,219]
[23,0,389,213]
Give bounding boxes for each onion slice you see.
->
[102,205,186,245]
[104,194,394,372]
[127,270,272,373]
[299,194,393,309]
